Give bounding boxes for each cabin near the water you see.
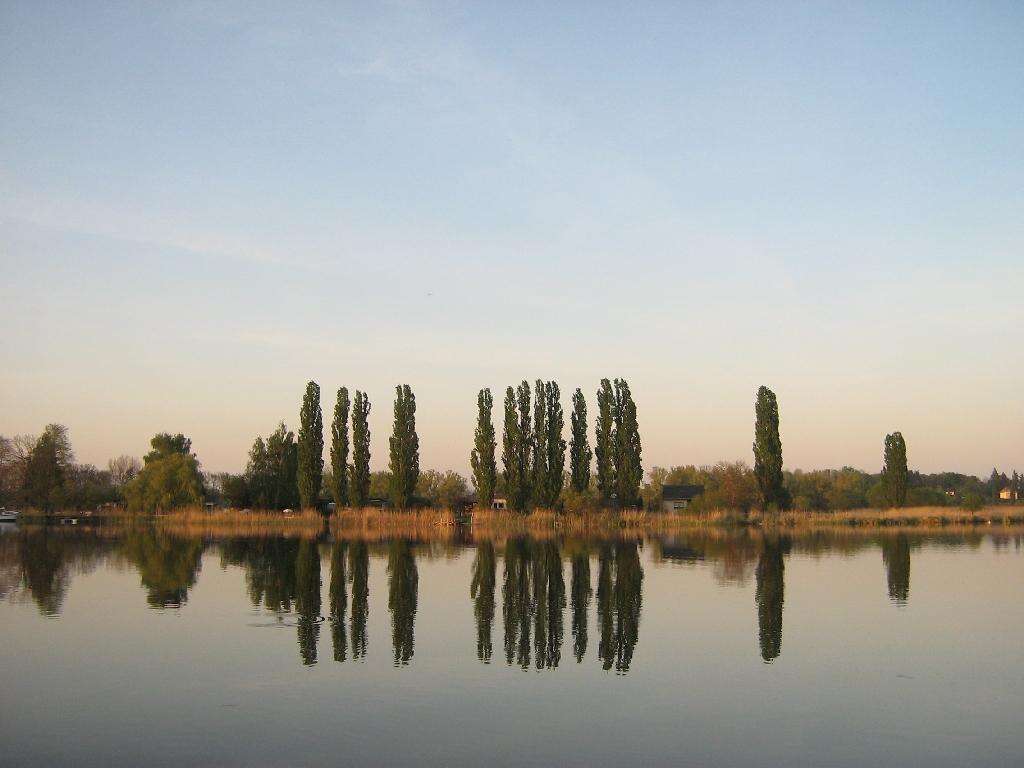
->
[661,484,704,512]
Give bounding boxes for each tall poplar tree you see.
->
[502,382,532,513]
[388,384,420,510]
[297,381,324,509]
[329,387,350,507]
[569,388,592,493]
[612,379,642,507]
[595,379,615,503]
[470,388,497,508]
[753,385,788,511]
[544,381,566,507]
[350,391,371,507]
[881,431,908,508]
[531,379,549,506]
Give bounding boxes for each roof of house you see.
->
[662,484,705,501]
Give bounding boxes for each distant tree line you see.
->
[4,379,1019,514]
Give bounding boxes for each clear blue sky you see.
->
[1,1,1021,476]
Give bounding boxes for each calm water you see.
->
[1,525,1021,767]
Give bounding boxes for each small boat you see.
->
[0,508,20,523]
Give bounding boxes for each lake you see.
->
[1,525,1021,767]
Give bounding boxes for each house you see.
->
[661,484,705,512]
[999,487,1017,501]
[491,497,508,511]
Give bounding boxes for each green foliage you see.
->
[961,492,985,511]
[595,379,615,502]
[569,388,592,493]
[417,469,469,509]
[881,431,908,508]
[753,386,789,511]
[501,382,532,513]
[350,391,372,506]
[144,433,192,464]
[329,387,350,507]
[246,423,299,510]
[219,473,250,508]
[296,381,324,509]
[528,380,566,508]
[470,388,497,508]
[23,424,73,510]
[530,379,548,506]
[124,449,204,513]
[368,470,392,501]
[388,384,420,510]
[559,485,601,514]
[612,379,642,507]
[644,462,758,513]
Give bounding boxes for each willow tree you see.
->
[612,379,642,507]
[569,388,591,493]
[881,431,908,508]
[595,379,615,503]
[329,387,350,507]
[753,385,787,511]
[350,391,371,507]
[470,388,497,508]
[297,381,324,510]
[388,384,420,510]
[502,382,532,513]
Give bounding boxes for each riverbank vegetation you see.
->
[3,379,1020,520]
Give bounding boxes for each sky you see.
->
[1,1,1022,477]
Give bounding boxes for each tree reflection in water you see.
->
[329,541,347,662]
[755,535,787,663]
[881,533,911,605]
[570,550,591,663]
[121,529,203,609]
[349,541,369,660]
[295,539,322,666]
[597,542,643,673]
[470,541,496,663]
[388,540,418,666]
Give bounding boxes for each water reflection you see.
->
[597,543,644,673]
[470,541,496,662]
[295,539,322,665]
[349,541,369,660]
[570,550,591,663]
[754,536,787,663]
[122,529,203,608]
[881,533,911,604]
[5,525,1020,673]
[388,540,418,666]
[329,542,347,662]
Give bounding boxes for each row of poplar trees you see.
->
[295,381,420,510]
[471,378,642,512]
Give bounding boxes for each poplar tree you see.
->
[470,388,497,508]
[544,381,566,506]
[297,381,324,510]
[502,382,532,513]
[350,391,371,507]
[531,379,549,506]
[388,384,420,510]
[329,387,350,507]
[595,379,615,503]
[881,431,908,508]
[569,388,591,493]
[612,379,642,507]
[753,385,788,511]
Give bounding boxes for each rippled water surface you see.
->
[1,525,1021,767]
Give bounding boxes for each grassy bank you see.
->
[18,503,1022,539]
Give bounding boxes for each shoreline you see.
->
[11,505,1023,539]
